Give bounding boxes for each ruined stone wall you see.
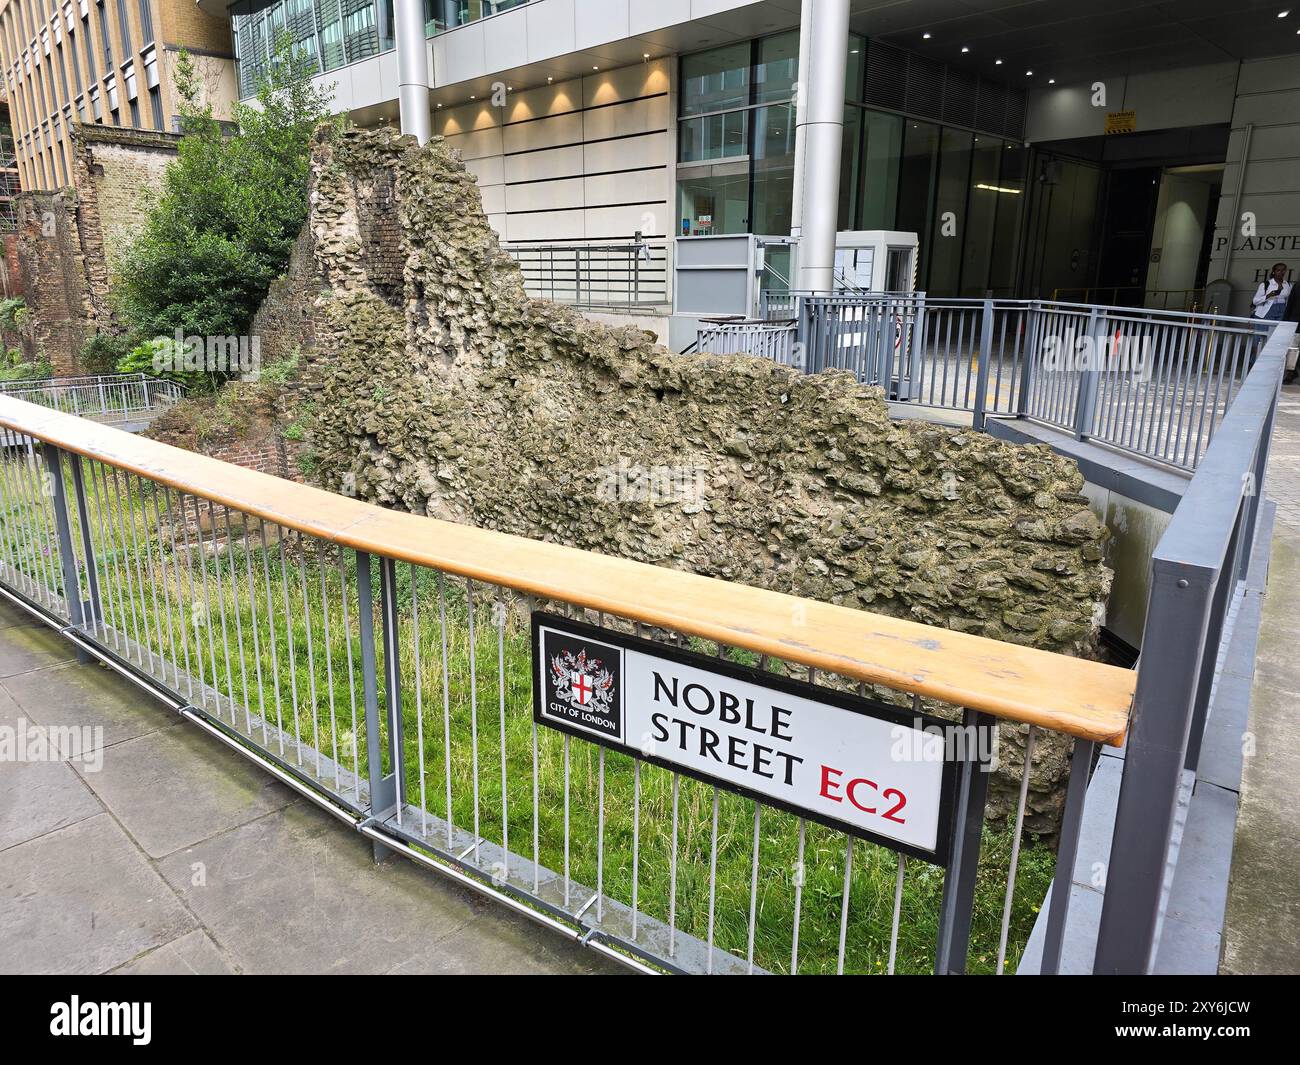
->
[266,128,1115,830]
[13,192,93,374]
[12,125,178,372]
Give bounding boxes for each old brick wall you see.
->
[261,127,1117,829]
[13,124,178,372]
[14,192,93,374]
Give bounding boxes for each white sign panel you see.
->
[533,614,960,862]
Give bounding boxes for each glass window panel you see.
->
[681,41,749,116]
[928,126,972,295]
[961,134,1003,296]
[678,110,748,163]
[754,31,796,104]
[752,102,794,234]
[676,167,750,235]
[896,119,939,286]
[858,109,901,231]
[988,142,1028,296]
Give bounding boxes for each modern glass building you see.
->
[112,0,1300,317]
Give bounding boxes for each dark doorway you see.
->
[1095,167,1162,306]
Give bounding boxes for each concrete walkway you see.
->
[1220,380,1300,974]
[0,599,618,975]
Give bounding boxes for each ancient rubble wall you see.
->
[253,127,1116,829]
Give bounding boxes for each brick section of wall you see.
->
[1,233,22,298]
[14,192,94,374]
[14,124,179,371]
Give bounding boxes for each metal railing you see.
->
[506,240,670,310]
[705,295,1275,472]
[0,373,186,425]
[1091,321,1294,972]
[1050,286,1217,314]
[697,319,797,363]
[0,396,1133,976]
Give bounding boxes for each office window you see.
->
[753,32,797,106]
[83,17,97,81]
[148,84,162,129]
[681,42,749,117]
[751,102,795,235]
[678,111,747,164]
[116,0,132,56]
[97,2,112,68]
[128,97,139,127]
[137,0,153,45]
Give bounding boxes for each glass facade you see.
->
[677,33,1029,296]
[232,0,531,99]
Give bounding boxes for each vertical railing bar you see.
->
[204,497,235,720]
[437,571,453,846]
[172,491,206,709]
[669,771,679,956]
[837,835,854,975]
[243,514,269,746]
[631,758,640,940]
[298,546,321,775]
[746,801,761,974]
[223,508,252,735]
[278,525,302,762]
[791,816,806,975]
[1042,738,1097,974]
[497,589,508,875]
[563,733,571,908]
[261,522,286,758]
[320,558,340,791]
[144,478,179,691]
[92,462,125,653]
[706,785,719,975]
[596,745,606,923]
[997,725,1036,974]
[337,547,360,795]
[411,564,428,834]
[466,578,481,862]
[888,854,906,975]
[191,495,221,712]
[117,469,152,670]
[132,475,166,678]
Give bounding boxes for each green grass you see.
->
[0,458,1055,974]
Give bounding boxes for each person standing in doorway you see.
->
[1253,262,1293,321]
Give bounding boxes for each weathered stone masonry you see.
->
[242,127,1115,830]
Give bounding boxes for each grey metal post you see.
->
[1074,306,1104,440]
[973,299,994,431]
[935,708,994,974]
[42,445,91,663]
[1040,738,1096,973]
[1093,559,1214,973]
[1018,300,1041,416]
[394,0,432,144]
[355,550,400,861]
[69,458,103,634]
[791,0,849,291]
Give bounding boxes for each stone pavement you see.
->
[1220,380,1300,974]
[0,599,619,975]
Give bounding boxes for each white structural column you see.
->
[792,0,850,291]
[395,0,432,144]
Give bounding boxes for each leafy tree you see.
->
[108,37,339,387]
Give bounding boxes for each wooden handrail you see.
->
[0,397,1134,745]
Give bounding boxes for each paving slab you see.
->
[0,757,103,851]
[111,930,237,975]
[73,724,299,859]
[0,621,76,678]
[3,658,180,751]
[0,812,196,974]
[155,800,605,975]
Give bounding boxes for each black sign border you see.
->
[531,611,966,866]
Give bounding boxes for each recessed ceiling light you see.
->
[592,65,599,70]
[1025,70,1033,76]
[922,32,932,40]
[436,102,443,108]
[995,58,1003,65]
[961,46,970,53]
[470,95,475,99]
[1048,78,1056,84]
[643,52,650,59]
[547,76,553,82]
[1278,9,1290,16]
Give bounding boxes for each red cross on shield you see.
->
[571,671,593,706]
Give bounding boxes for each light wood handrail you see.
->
[0,397,1133,745]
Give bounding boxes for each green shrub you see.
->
[111,37,339,388]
